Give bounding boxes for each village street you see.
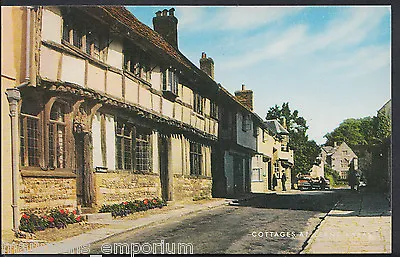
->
[89,190,340,254]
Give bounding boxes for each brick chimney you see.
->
[153,8,178,49]
[234,84,253,110]
[199,52,214,79]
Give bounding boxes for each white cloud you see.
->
[176,6,304,31]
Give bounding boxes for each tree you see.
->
[266,102,320,177]
[324,114,391,147]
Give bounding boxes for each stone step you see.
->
[84,212,113,223]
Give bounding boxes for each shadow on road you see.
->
[237,190,340,213]
[235,189,391,217]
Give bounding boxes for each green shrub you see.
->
[99,197,167,218]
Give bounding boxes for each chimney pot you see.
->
[200,52,214,79]
[153,8,179,49]
[235,85,253,110]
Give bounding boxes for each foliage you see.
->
[19,209,82,233]
[99,197,167,218]
[324,165,347,187]
[266,102,320,176]
[324,113,391,147]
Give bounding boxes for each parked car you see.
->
[297,176,313,190]
[311,177,330,190]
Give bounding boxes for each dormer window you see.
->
[162,68,179,99]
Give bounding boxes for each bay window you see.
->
[162,68,179,96]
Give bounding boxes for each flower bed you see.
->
[19,209,82,233]
[99,197,167,218]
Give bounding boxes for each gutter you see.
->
[7,6,33,234]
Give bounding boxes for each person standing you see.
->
[348,169,358,191]
[272,174,277,191]
[281,172,287,191]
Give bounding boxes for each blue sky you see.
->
[127,6,391,145]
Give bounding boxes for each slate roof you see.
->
[264,120,289,135]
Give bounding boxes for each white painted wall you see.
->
[40,46,60,81]
[151,68,162,91]
[92,113,103,168]
[105,114,115,170]
[61,54,85,86]
[107,38,123,70]
[151,131,159,174]
[42,8,62,44]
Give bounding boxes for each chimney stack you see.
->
[153,8,178,49]
[234,84,254,110]
[199,52,215,79]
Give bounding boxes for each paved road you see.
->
[90,190,340,254]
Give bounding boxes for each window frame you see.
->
[162,68,179,97]
[135,129,152,173]
[242,113,251,132]
[48,102,67,169]
[190,142,203,176]
[115,120,134,171]
[210,101,218,120]
[62,13,108,62]
[252,168,262,182]
[193,93,204,115]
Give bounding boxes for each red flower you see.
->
[76,216,81,222]
[143,199,149,205]
[60,209,65,214]
[152,199,157,204]
[22,213,29,219]
[66,209,69,214]
[123,202,128,205]
[48,216,54,222]
[73,210,77,215]
[43,215,47,219]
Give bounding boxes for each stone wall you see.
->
[173,175,212,201]
[20,176,77,214]
[95,172,162,206]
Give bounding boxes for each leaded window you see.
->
[162,68,178,95]
[135,130,152,172]
[115,121,133,170]
[20,100,41,167]
[49,102,67,168]
[210,101,218,119]
[193,93,203,115]
[190,142,202,176]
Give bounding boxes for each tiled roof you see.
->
[99,6,192,69]
[88,6,263,120]
[264,119,289,135]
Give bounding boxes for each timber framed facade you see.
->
[2,6,296,233]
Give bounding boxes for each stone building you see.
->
[321,141,358,179]
[1,5,258,234]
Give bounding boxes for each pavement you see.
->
[20,197,244,254]
[300,189,392,254]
